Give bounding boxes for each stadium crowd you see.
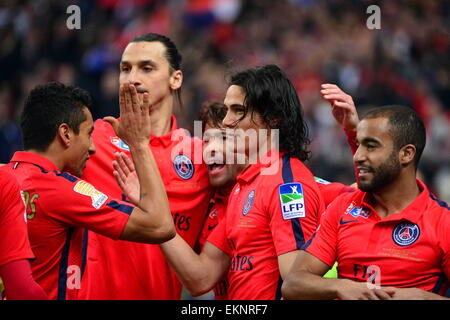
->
[0,0,448,201]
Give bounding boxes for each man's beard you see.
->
[358,151,401,193]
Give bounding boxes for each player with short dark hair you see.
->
[282,105,450,300]
[20,84,92,153]
[3,82,175,299]
[78,33,212,300]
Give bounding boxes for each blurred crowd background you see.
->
[0,0,449,201]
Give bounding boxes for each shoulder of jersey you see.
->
[94,119,113,134]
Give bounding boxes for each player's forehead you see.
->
[224,85,246,107]
[357,117,392,142]
[120,41,168,65]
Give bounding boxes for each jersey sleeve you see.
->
[206,220,231,257]
[302,197,342,268]
[268,181,322,256]
[0,174,34,267]
[40,173,132,240]
[316,181,355,208]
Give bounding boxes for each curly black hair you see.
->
[229,64,311,161]
[21,82,92,151]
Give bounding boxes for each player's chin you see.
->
[74,163,87,178]
[208,174,230,188]
[357,181,373,192]
[73,168,84,178]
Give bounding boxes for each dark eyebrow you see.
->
[361,137,381,145]
[120,60,157,66]
[229,104,245,109]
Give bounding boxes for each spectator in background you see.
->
[2,0,449,202]
[0,1,448,224]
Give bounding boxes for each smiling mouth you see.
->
[357,166,372,177]
[208,163,226,174]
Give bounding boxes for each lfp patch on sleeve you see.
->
[279,183,306,220]
[74,180,108,209]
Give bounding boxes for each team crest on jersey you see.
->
[279,183,306,220]
[392,222,420,247]
[111,137,130,151]
[242,190,255,216]
[173,154,194,180]
[73,180,108,209]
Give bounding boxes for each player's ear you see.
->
[57,123,72,148]
[399,144,416,167]
[169,70,182,91]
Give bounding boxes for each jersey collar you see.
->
[359,179,429,224]
[149,114,179,148]
[236,150,281,185]
[10,151,60,173]
[214,189,231,204]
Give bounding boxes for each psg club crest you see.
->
[242,190,255,216]
[173,154,194,180]
[392,222,420,247]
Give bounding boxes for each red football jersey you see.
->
[0,168,34,268]
[5,152,132,300]
[314,177,355,208]
[197,191,230,300]
[304,180,450,295]
[79,115,212,299]
[207,152,325,299]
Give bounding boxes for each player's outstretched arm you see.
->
[320,84,359,156]
[282,250,394,300]
[104,83,175,244]
[320,84,359,131]
[160,236,230,297]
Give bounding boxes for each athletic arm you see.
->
[105,83,175,244]
[160,234,230,296]
[320,83,359,154]
[282,250,393,300]
[0,259,48,300]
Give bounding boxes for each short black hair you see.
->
[130,33,183,109]
[229,64,311,161]
[363,105,426,168]
[131,33,182,71]
[21,82,92,151]
[198,101,227,132]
